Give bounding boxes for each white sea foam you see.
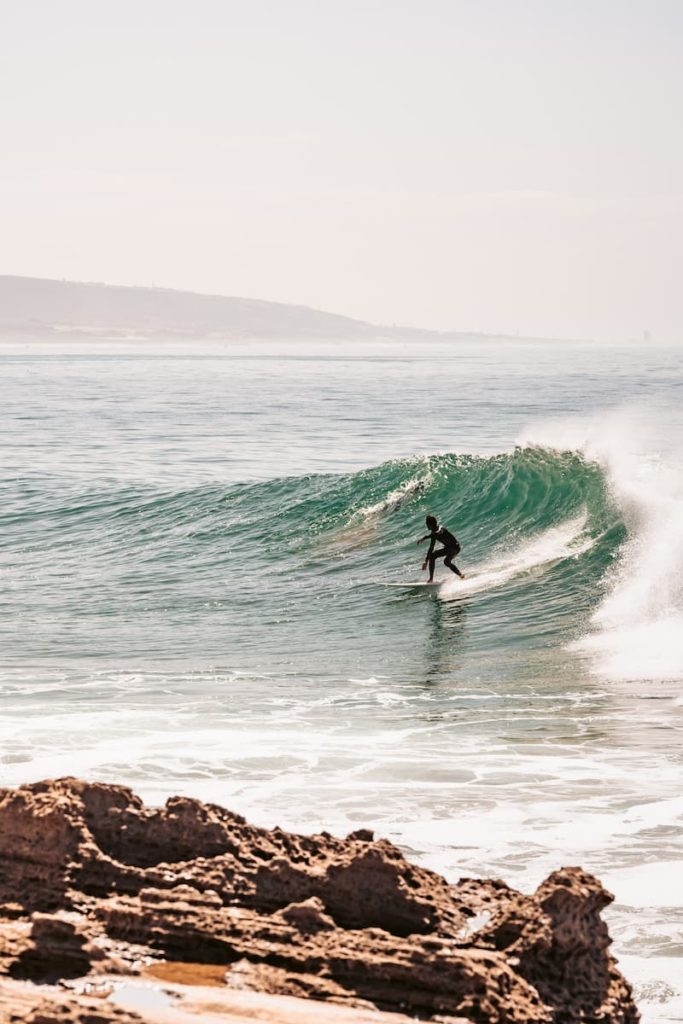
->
[519,406,683,684]
[439,514,591,600]
[602,861,683,909]
[617,955,683,1024]
[354,471,432,521]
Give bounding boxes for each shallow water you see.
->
[1,337,682,1018]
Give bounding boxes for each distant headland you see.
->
[0,275,561,343]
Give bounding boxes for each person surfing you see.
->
[417,515,465,582]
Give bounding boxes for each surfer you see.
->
[417,515,464,582]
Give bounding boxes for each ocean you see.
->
[1,337,682,1019]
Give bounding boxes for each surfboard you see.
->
[384,580,442,589]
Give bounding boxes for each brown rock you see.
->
[0,976,143,1023]
[0,778,639,1023]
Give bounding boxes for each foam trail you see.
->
[353,471,431,520]
[440,514,591,600]
[326,469,432,553]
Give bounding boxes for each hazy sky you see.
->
[2,1,682,340]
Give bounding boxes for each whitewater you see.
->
[0,337,682,1019]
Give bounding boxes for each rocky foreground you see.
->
[0,778,638,1023]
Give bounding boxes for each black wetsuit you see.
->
[426,524,462,581]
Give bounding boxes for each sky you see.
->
[1,0,682,341]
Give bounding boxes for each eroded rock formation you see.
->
[0,778,638,1023]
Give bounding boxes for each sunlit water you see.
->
[1,337,682,1018]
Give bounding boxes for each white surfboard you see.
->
[383,580,443,589]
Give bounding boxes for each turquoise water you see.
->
[1,338,682,1017]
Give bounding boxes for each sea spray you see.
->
[518,408,683,682]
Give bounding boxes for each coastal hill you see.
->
[0,274,530,343]
[0,275,382,341]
